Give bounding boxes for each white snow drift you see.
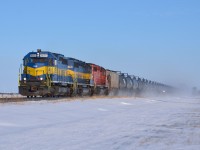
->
[0,96,200,150]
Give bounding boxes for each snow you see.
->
[0,93,24,98]
[0,96,200,150]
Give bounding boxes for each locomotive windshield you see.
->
[30,58,48,63]
[24,58,54,66]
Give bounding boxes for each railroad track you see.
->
[0,97,77,103]
[0,97,27,103]
[0,95,140,104]
[0,96,85,103]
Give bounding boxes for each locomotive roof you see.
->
[66,57,87,64]
[52,52,64,58]
[87,63,105,68]
[24,51,58,59]
[106,69,119,72]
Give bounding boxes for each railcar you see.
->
[124,74,133,90]
[65,57,94,96]
[89,63,108,95]
[134,77,144,95]
[130,76,139,91]
[106,70,119,95]
[119,73,127,89]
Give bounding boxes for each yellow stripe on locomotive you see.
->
[24,66,91,81]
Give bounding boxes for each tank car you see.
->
[134,77,144,95]
[123,74,133,90]
[130,75,139,95]
[130,76,139,91]
[119,73,127,89]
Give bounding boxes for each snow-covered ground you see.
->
[0,93,24,98]
[0,96,200,150]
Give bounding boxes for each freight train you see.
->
[19,49,172,98]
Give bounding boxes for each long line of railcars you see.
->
[19,49,172,98]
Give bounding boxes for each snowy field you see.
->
[0,96,200,150]
[0,93,24,98]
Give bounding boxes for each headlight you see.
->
[40,77,43,80]
[23,78,26,81]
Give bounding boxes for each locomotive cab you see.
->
[21,50,56,82]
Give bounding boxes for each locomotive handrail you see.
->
[18,64,23,85]
[18,68,20,86]
[45,70,51,87]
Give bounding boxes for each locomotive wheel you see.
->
[69,88,73,97]
[78,88,83,96]
[90,87,94,96]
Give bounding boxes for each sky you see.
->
[0,0,200,92]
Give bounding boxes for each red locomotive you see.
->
[88,63,109,95]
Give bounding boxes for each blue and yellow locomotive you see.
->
[19,49,94,97]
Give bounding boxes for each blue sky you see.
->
[0,0,200,92]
